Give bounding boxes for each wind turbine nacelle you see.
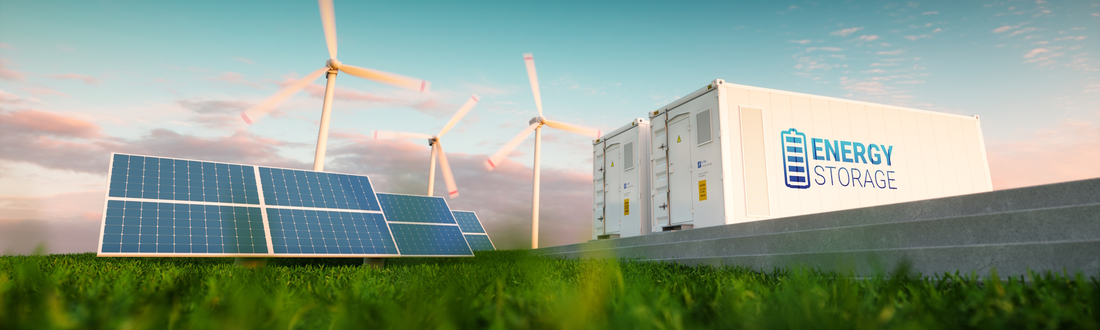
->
[529,116,545,126]
[326,58,342,70]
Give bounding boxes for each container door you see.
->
[652,122,670,228]
[593,146,605,237]
[604,144,622,233]
[667,115,694,224]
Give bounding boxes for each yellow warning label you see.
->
[611,161,614,167]
[624,199,630,215]
[677,135,682,143]
[698,180,707,201]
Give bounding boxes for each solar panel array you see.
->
[453,211,495,251]
[99,153,490,258]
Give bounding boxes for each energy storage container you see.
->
[593,118,651,239]
[648,79,992,231]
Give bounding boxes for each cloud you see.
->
[862,69,887,73]
[809,47,843,52]
[47,73,102,85]
[204,72,264,89]
[922,11,939,15]
[325,135,593,248]
[0,89,35,104]
[1023,48,1049,58]
[788,5,798,10]
[904,34,931,41]
[1054,36,1087,41]
[858,35,880,41]
[831,27,863,37]
[877,49,905,55]
[0,43,13,49]
[0,108,309,174]
[1008,27,1037,36]
[232,57,254,64]
[0,58,26,82]
[992,25,1018,33]
[302,83,458,118]
[789,39,812,44]
[177,99,250,114]
[987,119,1100,190]
[22,87,69,97]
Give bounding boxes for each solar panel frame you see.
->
[378,192,474,257]
[387,222,474,257]
[463,234,496,251]
[451,210,494,251]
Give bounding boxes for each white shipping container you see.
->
[593,118,651,240]
[647,79,992,231]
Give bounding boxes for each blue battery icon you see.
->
[781,128,811,189]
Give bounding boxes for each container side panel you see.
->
[810,98,841,212]
[916,113,944,198]
[947,118,975,194]
[636,120,652,235]
[593,146,605,239]
[828,101,860,211]
[693,101,726,228]
[725,86,750,224]
[790,95,821,214]
[741,106,771,217]
[750,90,781,218]
[961,119,991,192]
[847,104,879,207]
[769,93,802,218]
[899,111,928,200]
[881,108,912,202]
[865,107,896,205]
[931,115,960,196]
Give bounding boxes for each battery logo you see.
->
[781,128,811,189]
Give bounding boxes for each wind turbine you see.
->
[374,95,480,198]
[484,53,601,249]
[239,0,431,172]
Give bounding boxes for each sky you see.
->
[1,0,1097,254]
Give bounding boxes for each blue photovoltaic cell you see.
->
[106,154,260,205]
[464,234,495,251]
[100,200,268,254]
[258,167,380,211]
[266,208,398,255]
[451,211,485,233]
[377,194,456,224]
[389,223,472,256]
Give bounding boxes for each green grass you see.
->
[1,251,1097,329]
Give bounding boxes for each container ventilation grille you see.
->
[624,142,634,170]
[696,109,712,145]
[740,106,771,217]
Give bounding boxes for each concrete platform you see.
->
[535,178,1100,278]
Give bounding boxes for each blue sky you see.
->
[1,0,1098,252]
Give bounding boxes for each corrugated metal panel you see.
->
[740,106,770,217]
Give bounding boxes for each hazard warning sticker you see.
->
[698,180,707,201]
[623,198,630,215]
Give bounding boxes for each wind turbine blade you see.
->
[485,122,539,171]
[318,0,337,59]
[436,94,480,138]
[544,119,602,139]
[435,142,459,198]
[523,53,543,117]
[240,67,328,125]
[373,130,434,140]
[339,64,430,92]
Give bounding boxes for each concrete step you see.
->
[545,203,1100,260]
[535,178,1100,277]
[543,178,1100,255]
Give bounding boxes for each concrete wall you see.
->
[535,178,1100,278]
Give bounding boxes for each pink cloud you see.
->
[987,119,1100,190]
[0,58,26,82]
[47,73,101,85]
[0,109,101,138]
[302,83,458,117]
[22,86,69,97]
[831,27,863,37]
[1023,48,1049,58]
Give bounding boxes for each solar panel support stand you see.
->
[234,257,268,268]
[364,258,385,268]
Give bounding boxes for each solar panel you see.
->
[463,234,495,251]
[451,210,495,251]
[266,208,397,256]
[100,200,268,255]
[376,193,456,224]
[99,153,493,258]
[388,223,473,256]
[451,210,485,233]
[258,167,380,211]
